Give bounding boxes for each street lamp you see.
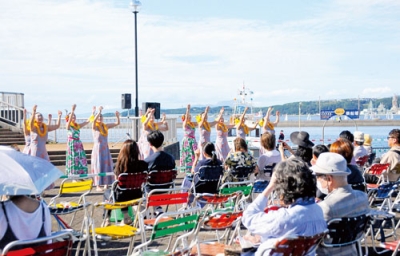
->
[130,0,141,141]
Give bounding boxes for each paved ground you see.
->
[42,145,398,256]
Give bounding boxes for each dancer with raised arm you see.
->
[65,104,94,175]
[215,107,234,161]
[29,105,61,161]
[196,106,220,160]
[235,107,257,139]
[91,106,120,191]
[179,104,198,173]
[138,108,168,159]
[261,107,280,135]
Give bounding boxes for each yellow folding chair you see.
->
[47,177,94,256]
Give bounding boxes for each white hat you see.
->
[310,152,350,176]
[354,131,364,142]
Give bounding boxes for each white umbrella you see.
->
[0,146,63,195]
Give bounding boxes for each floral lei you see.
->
[147,121,158,131]
[96,122,108,137]
[34,122,47,137]
[186,121,196,129]
[218,122,228,133]
[242,124,249,135]
[202,121,211,132]
[70,121,80,130]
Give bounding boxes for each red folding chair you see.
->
[2,230,74,256]
[258,231,328,256]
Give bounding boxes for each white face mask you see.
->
[317,180,329,195]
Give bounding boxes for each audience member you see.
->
[311,144,329,166]
[311,152,369,255]
[255,132,281,181]
[353,131,368,160]
[339,130,354,143]
[364,134,373,155]
[103,139,148,226]
[330,139,366,192]
[0,196,51,250]
[289,131,314,166]
[242,159,327,255]
[223,137,256,182]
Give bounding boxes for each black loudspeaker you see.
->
[142,102,161,119]
[121,94,131,109]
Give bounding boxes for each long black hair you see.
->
[203,142,217,164]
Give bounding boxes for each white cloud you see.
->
[1,0,399,115]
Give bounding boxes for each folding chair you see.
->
[364,163,390,191]
[219,180,253,210]
[319,214,370,255]
[47,177,94,256]
[92,198,143,256]
[106,172,148,225]
[2,230,74,256]
[368,182,400,212]
[132,207,201,255]
[192,165,223,195]
[257,230,328,256]
[367,209,398,255]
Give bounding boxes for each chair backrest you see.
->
[231,166,255,181]
[111,172,148,202]
[146,188,189,208]
[59,178,93,194]
[253,180,269,193]
[322,214,369,248]
[194,192,241,206]
[193,165,223,194]
[220,181,253,197]
[356,155,369,168]
[261,163,277,180]
[2,230,74,256]
[147,169,177,187]
[116,172,148,190]
[368,163,390,175]
[374,182,399,200]
[264,231,327,256]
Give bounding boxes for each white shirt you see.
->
[256,150,281,180]
[0,200,51,241]
[353,145,368,160]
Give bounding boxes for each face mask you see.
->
[317,180,329,195]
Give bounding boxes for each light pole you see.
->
[130,0,141,141]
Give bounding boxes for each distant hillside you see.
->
[116,97,393,117]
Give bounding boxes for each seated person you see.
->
[365,129,400,183]
[353,131,368,161]
[144,130,176,191]
[0,196,51,251]
[288,131,314,166]
[255,132,281,181]
[311,152,369,255]
[330,139,366,192]
[103,139,148,226]
[190,142,223,194]
[311,144,329,166]
[241,159,327,255]
[223,137,256,182]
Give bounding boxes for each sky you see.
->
[1,0,399,116]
